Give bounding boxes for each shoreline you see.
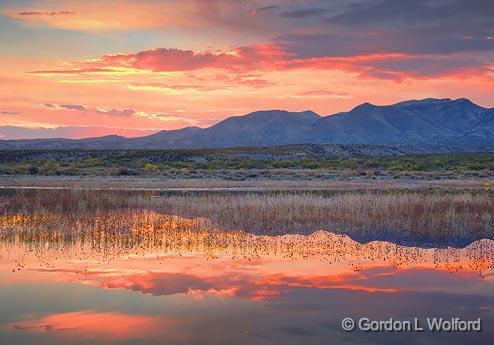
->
[0,175,491,192]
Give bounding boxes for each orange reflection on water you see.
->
[1,238,493,302]
[1,202,494,345]
[6,311,167,339]
[1,212,493,302]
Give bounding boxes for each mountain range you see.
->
[1,98,493,151]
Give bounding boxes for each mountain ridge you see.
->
[1,98,493,152]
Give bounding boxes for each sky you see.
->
[0,0,493,139]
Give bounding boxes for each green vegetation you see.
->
[0,146,492,178]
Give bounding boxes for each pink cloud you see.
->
[96,43,290,72]
[30,44,493,83]
[6,311,164,339]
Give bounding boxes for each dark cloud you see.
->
[1,111,22,115]
[61,104,86,111]
[97,108,136,117]
[360,55,489,78]
[16,10,75,16]
[30,67,116,75]
[328,0,494,29]
[266,1,494,58]
[251,5,277,16]
[323,0,494,55]
[42,103,87,111]
[275,33,375,58]
[281,8,328,18]
[276,29,494,58]
[41,103,136,117]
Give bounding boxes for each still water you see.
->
[0,193,493,344]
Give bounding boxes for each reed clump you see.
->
[0,189,492,247]
[1,209,493,272]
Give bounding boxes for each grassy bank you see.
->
[0,175,491,193]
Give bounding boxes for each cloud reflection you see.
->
[6,311,165,339]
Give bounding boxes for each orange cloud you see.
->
[30,45,493,84]
[29,264,488,302]
[93,44,290,72]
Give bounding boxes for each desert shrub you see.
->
[28,166,39,175]
[143,162,158,171]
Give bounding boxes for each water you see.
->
[0,191,493,344]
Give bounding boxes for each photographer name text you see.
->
[341,317,482,332]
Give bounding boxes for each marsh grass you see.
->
[1,207,493,274]
[0,189,492,248]
[0,188,493,274]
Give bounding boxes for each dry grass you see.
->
[0,189,492,248]
[158,193,493,239]
[0,189,493,273]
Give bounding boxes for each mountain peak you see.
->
[245,109,320,118]
[295,110,321,119]
[222,109,321,125]
[452,98,475,106]
[351,102,378,112]
[389,98,485,111]
[394,98,451,108]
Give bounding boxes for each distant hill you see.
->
[1,98,493,152]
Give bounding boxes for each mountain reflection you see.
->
[1,210,493,272]
[1,208,493,345]
[1,210,493,300]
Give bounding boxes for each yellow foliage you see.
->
[144,163,158,171]
[483,181,491,191]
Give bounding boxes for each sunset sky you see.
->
[1,0,493,139]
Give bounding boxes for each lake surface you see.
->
[0,190,493,344]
